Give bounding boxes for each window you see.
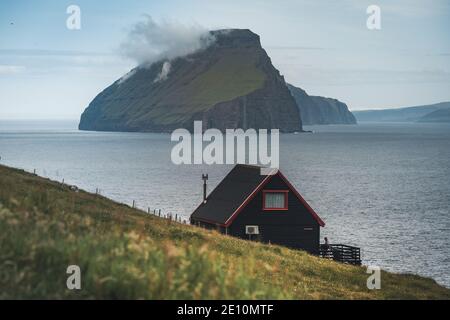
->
[263,190,288,210]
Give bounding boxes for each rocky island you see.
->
[79,29,302,133]
[79,28,357,132]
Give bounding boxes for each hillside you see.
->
[0,164,449,299]
[418,108,450,123]
[353,102,450,122]
[287,84,357,125]
[79,29,302,133]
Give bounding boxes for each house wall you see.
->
[228,174,321,254]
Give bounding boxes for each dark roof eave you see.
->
[190,165,326,228]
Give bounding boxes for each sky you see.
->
[0,0,449,119]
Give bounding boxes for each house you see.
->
[190,164,325,254]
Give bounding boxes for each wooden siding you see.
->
[229,174,320,254]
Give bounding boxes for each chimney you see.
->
[202,174,208,203]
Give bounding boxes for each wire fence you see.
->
[17,166,190,225]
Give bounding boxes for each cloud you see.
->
[282,65,450,87]
[154,61,172,82]
[119,15,215,66]
[0,65,26,75]
[0,49,112,57]
[0,49,125,69]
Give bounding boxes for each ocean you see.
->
[0,120,449,287]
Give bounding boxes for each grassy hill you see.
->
[0,164,449,299]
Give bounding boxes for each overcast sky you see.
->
[0,0,449,119]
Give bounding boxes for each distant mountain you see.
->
[418,108,450,123]
[353,102,450,123]
[79,29,302,133]
[287,84,357,125]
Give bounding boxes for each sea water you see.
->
[0,120,449,287]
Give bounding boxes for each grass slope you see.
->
[92,49,266,128]
[143,50,266,126]
[187,51,266,108]
[0,164,449,299]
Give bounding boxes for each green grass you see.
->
[0,164,449,299]
[187,51,266,107]
[139,49,266,126]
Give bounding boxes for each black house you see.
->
[190,164,325,254]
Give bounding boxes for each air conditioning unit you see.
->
[245,225,259,235]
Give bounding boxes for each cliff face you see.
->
[287,84,356,125]
[79,29,302,132]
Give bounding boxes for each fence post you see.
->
[132,200,135,208]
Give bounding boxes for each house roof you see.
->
[190,164,325,227]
